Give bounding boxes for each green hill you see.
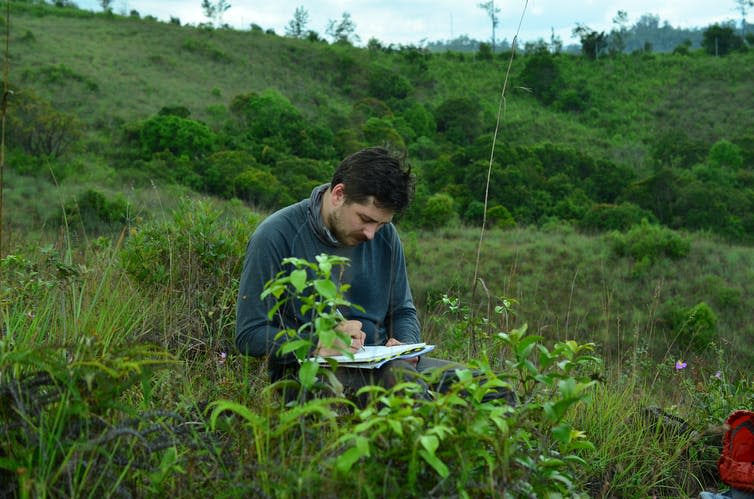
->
[3,1,754,370]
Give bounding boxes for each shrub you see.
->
[663,301,718,353]
[400,101,436,139]
[121,199,254,290]
[7,88,82,157]
[608,220,691,264]
[579,202,657,232]
[133,114,217,160]
[708,139,744,169]
[434,96,483,145]
[486,204,516,229]
[233,168,291,208]
[63,189,131,233]
[519,51,563,105]
[362,117,405,151]
[418,192,456,229]
[199,150,257,198]
[367,65,413,100]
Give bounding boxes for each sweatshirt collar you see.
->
[307,184,343,248]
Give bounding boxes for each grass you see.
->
[2,200,751,496]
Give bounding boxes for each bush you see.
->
[7,88,82,157]
[486,204,516,229]
[63,189,130,233]
[200,150,258,198]
[233,168,291,208]
[579,203,657,232]
[519,51,563,105]
[434,96,483,145]
[418,192,456,229]
[708,139,744,169]
[367,65,413,100]
[663,301,718,353]
[132,114,217,160]
[608,220,691,264]
[362,117,405,151]
[121,198,254,291]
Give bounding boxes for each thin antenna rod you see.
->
[468,0,529,352]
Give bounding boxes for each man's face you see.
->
[327,190,395,247]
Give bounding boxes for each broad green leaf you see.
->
[314,279,337,300]
[289,269,307,292]
[551,423,572,444]
[335,436,370,473]
[298,359,319,389]
[420,434,439,454]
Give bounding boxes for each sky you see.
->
[75,1,746,47]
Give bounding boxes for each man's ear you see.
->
[331,183,346,206]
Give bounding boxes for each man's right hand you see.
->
[315,320,366,357]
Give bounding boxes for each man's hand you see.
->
[315,320,366,357]
[384,337,419,367]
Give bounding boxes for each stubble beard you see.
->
[328,209,362,247]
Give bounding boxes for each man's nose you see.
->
[363,225,377,240]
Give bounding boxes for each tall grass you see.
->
[1,196,751,496]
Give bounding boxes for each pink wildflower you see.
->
[218,352,227,365]
[675,360,687,370]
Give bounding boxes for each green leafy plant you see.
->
[260,254,361,389]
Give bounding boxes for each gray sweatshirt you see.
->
[235,184,420,369]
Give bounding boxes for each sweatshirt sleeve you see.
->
[235,221,298,364]
[386,229,421,344]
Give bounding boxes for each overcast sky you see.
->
[76,1,746,46]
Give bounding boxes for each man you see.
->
[236,147,511,405]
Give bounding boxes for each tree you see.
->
[326,12,359,44]
[519,50,564,105]
[201,0,230,27]
[7,89,82,158]
[573,24,607,60]
[609,10,629,54]
[99,0,113,12]
[702,23,744,55]
[285,6,309,38]
[735,0,754,37]
[478,1,501,53]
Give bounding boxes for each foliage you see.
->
[127,114,217,161]
[573,24,607,59]
[227,89,334,159]
[120,198,252,290]
[579,202,657,232]
[215,268,601,497]
[199,149,257,198]
[417,192,457,229]
[233,167,289,208]
[326,12,358,44]
[519,50,564,105]
[608,220,691,266]
[434,96,483,145]
[7,88,82,157]
[663,301,719,353]
[702,23,744,55]
[367,64,413,101]
[284,6,309,38]
[63,188,132,233]
[260,254,357,389]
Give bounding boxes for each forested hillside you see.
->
[5,1,754,242]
